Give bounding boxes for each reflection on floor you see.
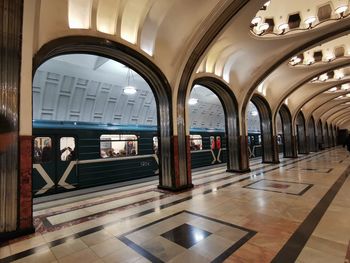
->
[0,148,349,263]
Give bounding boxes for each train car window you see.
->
[60,137,76,161]
[216,136,221,149]
[153,137,158,154]
[258,135,262,144]
[248,136,251,145]
[33,137,52,163]
[190,135,203,151]
[100,134,138,158]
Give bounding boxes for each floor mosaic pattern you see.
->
[0,148,349,263]
[119,211,256,262]
[243,179,313,195]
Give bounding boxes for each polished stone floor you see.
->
[0,148,349,263]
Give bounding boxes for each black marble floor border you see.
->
[0,149,335,263]
[271,166,350,263]
[243,179,313,196]
[118,210,257,263]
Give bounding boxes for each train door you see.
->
[210,135,222,164]
[32,135,78,196]
[33,136,56,195]
[57,136,78,191]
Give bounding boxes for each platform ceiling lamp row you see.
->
[251,1,349,35]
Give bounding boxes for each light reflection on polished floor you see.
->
[0,148,349,263]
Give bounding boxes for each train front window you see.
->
[100,134,138,158]
[190,135,203,151]
[33,137,52,163]
[60,137,76,161]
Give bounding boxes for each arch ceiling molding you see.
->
[306,92,350,122]
[262,50,350,115]
[37,0,227,84]
[31,0,350,131]
[196,0,350,107]
[286,79,350,117]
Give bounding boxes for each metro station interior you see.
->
[0,0,350,262]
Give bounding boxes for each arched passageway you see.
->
[278,104,296,158]
[329,124,334,147]
[324,123,330,148]
[308,116,317,152]
[32,37,175,194]
[249,95,278,163]
[246,102,262,161]
[296,111,308,154]
[276,113,284,154]
[317,119,324,150]
[191,77,244,173]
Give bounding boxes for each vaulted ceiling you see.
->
[26,0,350,131]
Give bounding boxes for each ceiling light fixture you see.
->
[123,86,137,95]
[290,56,301,65]
[188,98,198,105]
[304,16,316,28]
[325,54,335,62]
[341,84,350,90]
[329,87,338,92]
[335,5,348,17]
[307,58,315,65]
[258,23,269,35]
[320,74,328,82]
[336,73,344,80]
[251,110,258,116]
[278,23,289,34]
[251,16,262,26]
[123,68,137,95]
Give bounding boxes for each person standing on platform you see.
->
[0,114,16,154]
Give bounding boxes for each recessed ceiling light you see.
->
[188,98,198,105]
[329,87,337,92]
[123,86,137,95]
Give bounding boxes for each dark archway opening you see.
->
[308,116,317,152]
[296,111,308,154]
[317,119,324,150]
[249,95,278,163]
[276,112,284,155]
[279,104,295,158]
[324,123,330,148]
